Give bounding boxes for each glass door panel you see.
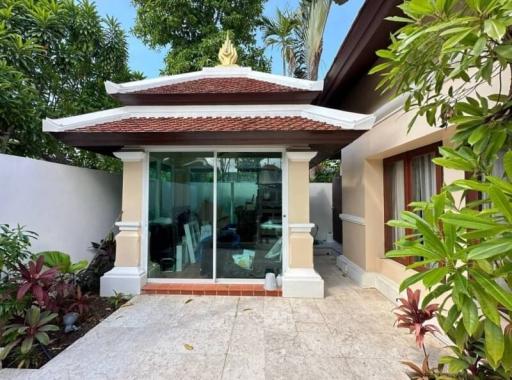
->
[216,152,283,279]
[147,152,214,279]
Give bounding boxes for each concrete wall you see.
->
[0,154,122,263]
[309,183,333,241]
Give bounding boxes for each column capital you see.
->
[114,151,145,162]
[286,151,317,162]
[289,223,315,233]
[115,221,141,231]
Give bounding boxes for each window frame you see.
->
[383,142,443,266]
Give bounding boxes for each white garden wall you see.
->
[309,183,333,241]
[0,154,122,263]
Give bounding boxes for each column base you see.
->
[100,267,146,297]
[282,268,324,298]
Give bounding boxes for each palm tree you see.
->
[298,0,348,80]
[261,9,300,76]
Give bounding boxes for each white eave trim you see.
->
[105,66,324,94]
[42,104,376,132]
[373,93,408,123]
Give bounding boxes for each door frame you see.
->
[142,146,288,284]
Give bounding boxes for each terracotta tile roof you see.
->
[131,77,305,94]
[70,117,340,133]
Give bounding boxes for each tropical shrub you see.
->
[371,0,512,378]
[67,287,92,316]
[395,289,444,378]
[17,256,58,307]
[40,251,88,275]
[77,233,116,292]
[0,306,58,368]
[0,224,37,277]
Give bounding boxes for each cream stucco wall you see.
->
[288,160,310,224]
[115,159,144,268]
[341,70,510,288]
[342,111,461,285]
[121,161,143,221]
[287,153,315,269]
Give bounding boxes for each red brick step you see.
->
[142,283,281,297]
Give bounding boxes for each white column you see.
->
[282,151,324,298]
[100,151,147,296]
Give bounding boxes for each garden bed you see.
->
[2,296,127,369]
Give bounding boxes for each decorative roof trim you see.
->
[43,105,375,132]
[105,67,323,94]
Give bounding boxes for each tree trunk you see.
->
[282,51,286,76]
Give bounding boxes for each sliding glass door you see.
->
[147,151,283,281]
[216,153,283,279]
[147,152,214,279]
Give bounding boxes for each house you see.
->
[42,35,374,298]
[317,0,509,301]
[43,1,508,301]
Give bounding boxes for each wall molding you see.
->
[339,213,365,226]
[336,255,376,289]
[113,151,145,162]
[286,151,317,162]
[115,221,141,231]
[289,223,315,233]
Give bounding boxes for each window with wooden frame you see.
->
[383,142,443,266]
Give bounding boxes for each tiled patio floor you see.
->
[0,255,446,380]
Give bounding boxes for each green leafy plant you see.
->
[39,251,88,274]
[108,291,130,311]
[311,159,340,182]
[1,0,140,170]
[132,0,270,74]
[0,306,58,368]
[372,0,512,378]
[0,224,37,276]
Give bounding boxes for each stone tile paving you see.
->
[0,255,446,380]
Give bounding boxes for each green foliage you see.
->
[39,251,87,274]
[132,0,270,74]
[0,0,141,171]
[374,0,512,377]
[108,291,130,311]
[261,8,300,76]
[262,0,348,80]
[0,306,58,368]
[311,159,340,182]
[0,224,37,276]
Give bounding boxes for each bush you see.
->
[0,224,37,277]
[373,0,512,378]
[0,239,93,368]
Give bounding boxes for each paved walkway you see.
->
[1,255,445,379]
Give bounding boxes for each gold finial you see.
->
[217,32,238,66]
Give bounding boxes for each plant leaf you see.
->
[461,297,479,336]
[484,319,504,364]
[484,19,506,40]
[471,270,512,311]
[20,336,33,354]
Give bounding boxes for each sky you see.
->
[94,0,364,79]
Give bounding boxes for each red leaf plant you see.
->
[67,286,92,316]
[16,256,58,307]
[394,288,439,348]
